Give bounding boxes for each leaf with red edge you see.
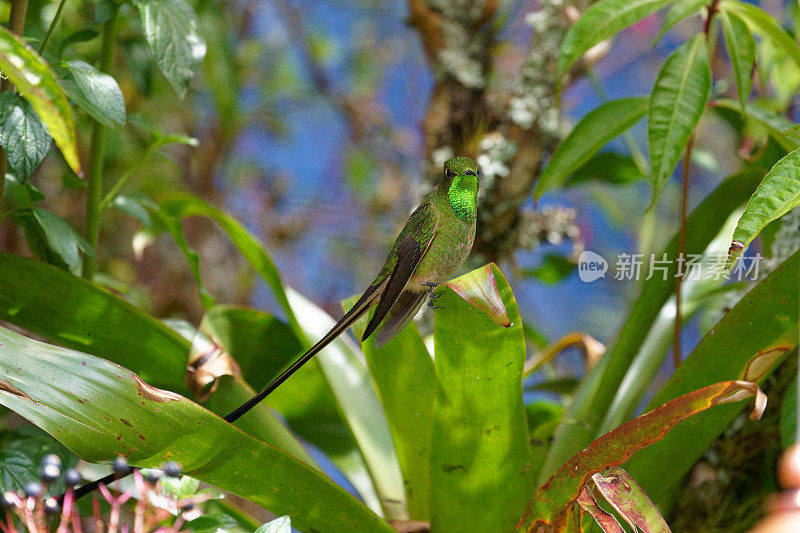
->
[577,487,624,533]
[442,263,511,327]
[517,381,765,531]
[590,467,670,532]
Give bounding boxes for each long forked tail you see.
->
[224,280,386,423]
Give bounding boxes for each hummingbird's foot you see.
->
[421,282,439,309]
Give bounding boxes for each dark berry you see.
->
[181,502,195,512]
[64,469,82,487]
[23,482,42,499]
[112,456,132,476]
[38,462,61,483]
[0,492,15,508]
[44,498,60,516]
[143,470,161,484]
[162,461,182,477]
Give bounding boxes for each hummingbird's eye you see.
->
[446,168,455,178]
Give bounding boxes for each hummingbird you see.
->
[226,157,480,422]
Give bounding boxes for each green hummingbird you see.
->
[226,157,480,422]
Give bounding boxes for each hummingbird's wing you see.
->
[362,201,437,341]
[373,290,427,348]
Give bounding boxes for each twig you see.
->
[674,135,694,368]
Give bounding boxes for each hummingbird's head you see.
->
[442,157,480,181]
[441,157,480,221]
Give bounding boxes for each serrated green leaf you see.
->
[722,0,800,71]
[720,10,755,112]
[134,0,206,97]
[559,0,673,75]
[534,96,648,198]
[728,148,800,265]
[15,208,93,274]
[653,0,707,44]
[712,98,799,153]
[0,26,81,176]
[65,60,126,126]
[648,35,711,201]
[0,92,50,181]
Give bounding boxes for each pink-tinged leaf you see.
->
[443,263,511,327]
[577,487,625,533]
[590,467,670,532]
[517,381,766,531]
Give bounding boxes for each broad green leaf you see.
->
[559,0,673,75]
[287,289,405,519]
[565,152,642,187]
[430,264,532,532]
[345,296,435,520]
[541,169,765,482]
[722,0,800,71]
[712,98,800,153]
[0,326,394,533]
[519,381,763,531]
[0,26,81,175]
[648,35,711,200]
[534,97,648,198]
[15,208,93,274]
[0,93,50,180]
[64,60,126,127]
[728,148,800,265]
[653,0,707,44]
[0,253,189,392]
[624,251,799,502]
[720,10,756,112]
[134,0,207,97]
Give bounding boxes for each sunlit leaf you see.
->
[431,264,532,531]
[0,26,81,175]
[648,35,711,201]
[64,60,126,127]
[134,0,207,97]
[728,148,800,266]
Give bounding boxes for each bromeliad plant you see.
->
[0,0,798,532]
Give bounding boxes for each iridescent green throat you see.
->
[448,175,478,222]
